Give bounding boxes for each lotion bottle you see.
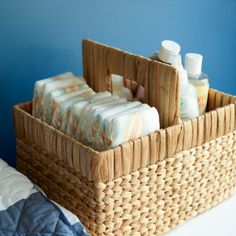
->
[185,53,209,115]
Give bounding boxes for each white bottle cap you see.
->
[111,74,124,90]
[158,40,181,64]
[185,53,203,76]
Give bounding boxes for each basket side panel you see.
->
[207,89,236,111]
[16,130,236,236]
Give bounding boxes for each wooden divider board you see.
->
[82,39,180,128]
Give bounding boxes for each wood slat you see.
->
[230,96,236,104]
[123,53,135,82]
[158,64,166,128]
[197,115,205,146]
[114,146,123,178]
[140,136,150,167]
[106,46,124,76]
[79,146,87,178]
[158,130,167,161]
[166,125,183,156]
[183,120,193,150]
[85,151,92,181]
[136,56,149,86]
[204,112,212,143]
[224,105,231,134]
[214,91,223,109]
[169,69,180,125]
[221,94,231,107]
[132,139,141,172]
[121,142,134,176]
[148,61,158,115]
[100,152,109,182]
[106,150,115,181]
[150,133,158,164]
[163,68,172,128]
[217,107,225,137]
[229,104,235,132]
[95,43,107,92]
[143,69,149,104]
[90,151,103,181]
[82,39,95,88]
[72,141,81,171]
[207,89,216,112]
[62,135,73,168]
[191,118,198,147]
[235,102,236,130]
[210,110,218,140]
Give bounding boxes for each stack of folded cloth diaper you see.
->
[33,72,160,151]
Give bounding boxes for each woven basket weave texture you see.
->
[14,39,236,235]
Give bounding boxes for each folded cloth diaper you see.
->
[41,77,87,123]
[33,72,74,117]
[72,95,121,139]
[51,88,95,131]
[77,95,122,130]
[66,92,113,137]
[87,103,149,150]
[103,106,160,149]
[78,98,130,144]
[77,95,119,131]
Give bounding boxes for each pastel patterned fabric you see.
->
[33,72,74,118]
[66,92,112,137]
[104,106,160,149]
[41,77,87,123]
[76,96,125,140]
[51,88,95,131]
[79,101,142,149]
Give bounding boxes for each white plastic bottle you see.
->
[156,40,199,120]
[185,53,209,115]
[171,55,199,120]
[178,69,199,120]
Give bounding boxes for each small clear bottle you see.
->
[185,53,209,115]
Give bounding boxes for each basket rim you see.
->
[14,91,236,154]
[13,87,236,182]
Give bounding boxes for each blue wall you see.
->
[1,0,236,166]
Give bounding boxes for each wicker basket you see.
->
[14,39,236,236]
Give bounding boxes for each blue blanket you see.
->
[0,159,90,236]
